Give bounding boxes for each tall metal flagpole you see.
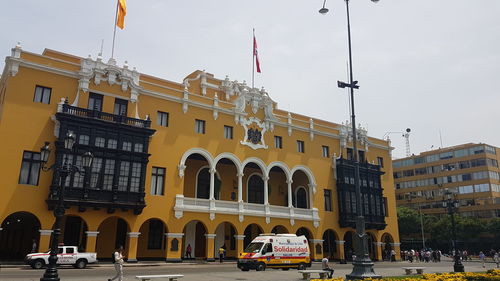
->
[252,28,255,88]
[111,0,119,59]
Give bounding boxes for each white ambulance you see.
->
[237,233,311,271]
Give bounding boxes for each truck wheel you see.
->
[75,259,87,269]
[32,259,45,269]
[256,262,266,271]
[297,263,306,270]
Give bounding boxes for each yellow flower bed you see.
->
[311,269,500,281]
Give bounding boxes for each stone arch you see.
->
[137,218,168,260]
[214,221,238,259]
[290,165,316,188]
[62,215,88,251]
[322,229,339,259]
[242,157,267,175]
[266,161,291,181]
[243,223,263,248]
[343,231,355,261]
[182,220,207,259]
[295,186,309,209]
[366,232,377,261]
[271,225,289,234]
[246,172,264,204]
[0,211,41,259]
[96,216,130,259]
[195,166,221,199]
[381,233,394,261]
[214,152,243,175]
[179,148,215,176]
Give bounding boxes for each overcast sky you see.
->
[1,0,499,159]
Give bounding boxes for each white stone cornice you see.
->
[127,232,141,238]
[165,233,184,238]
[234,235,245,240]
[335,240,345,245]
[85,231,99,237]
[39,230,54,236]
[204,234,216,239]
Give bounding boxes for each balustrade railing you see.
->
[60,104,151,128]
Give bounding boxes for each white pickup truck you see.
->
[25,246,97,269]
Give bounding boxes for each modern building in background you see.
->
[394,143,500,219]
[0,45,400,263]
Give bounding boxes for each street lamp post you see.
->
[319,0,381,279]
[407,194,426,250]
[39,132,93,281]
[442,189,464,272]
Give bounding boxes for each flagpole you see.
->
[252,28,255,89]
[111,0,119,59]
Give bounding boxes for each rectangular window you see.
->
[33,85,52,104]
[322,146,330,158]
[103,159,115,190]
[347,148,353,161]
[88,93,103,111]
[358,150,365,162]
[297,140,305,153]
[95,137,105,148]
[377,157,384,168]
[118,161,130,191]
[113,98,128,116]
[151,167,165,196]
[18,151,41,185]
[324,189,332,211]
[134,143,144,153]
[107,139,118,149]
[122,141,132,151]
[274,136,282,149]
[90,158,103,189]
[130,163,141,192]
[79,135,90,145]
[157,111,169,127]
[195,119,205,134]
[224,125,233,139]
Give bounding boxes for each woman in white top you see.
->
[109,246,125,281]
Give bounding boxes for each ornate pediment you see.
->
[220,78,277,122]
[78,55,142,102]
[339,121,369,151]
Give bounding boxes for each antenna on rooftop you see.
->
[383,127,412,157]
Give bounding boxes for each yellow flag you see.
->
[116,0,127,29]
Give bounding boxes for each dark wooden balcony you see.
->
[59,103,151,128]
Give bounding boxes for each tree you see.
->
[397,207,421,237]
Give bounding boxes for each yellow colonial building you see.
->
[0,44,400,263]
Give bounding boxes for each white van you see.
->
[237,233,311,271]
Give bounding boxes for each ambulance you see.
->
[237,233,311,271]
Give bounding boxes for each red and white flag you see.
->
[253,34,261,73]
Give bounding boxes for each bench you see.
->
[135,274,184,281]
[298,270,331,280]
[402,267,426,275]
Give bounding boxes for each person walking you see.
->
[218,246,225,263]
[109,246,125,281]
[322,257,334,278]
[391,249,396,262]
[494,251,499,268]
[185,244,192,259]
[479,251,486,268]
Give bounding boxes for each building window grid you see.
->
[113,98,128,116]
[274,136,282,149]
[195,119,206,134]
[157,111,169,127]
[297,140,305,153]
[33,85,52,104]
[18,151,42,186]
[151,167,165,196]
[224,125,233,139]
[322,146,329,158]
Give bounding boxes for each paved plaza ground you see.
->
[1,258,499,281]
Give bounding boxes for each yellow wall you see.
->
[0,48,400,260]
